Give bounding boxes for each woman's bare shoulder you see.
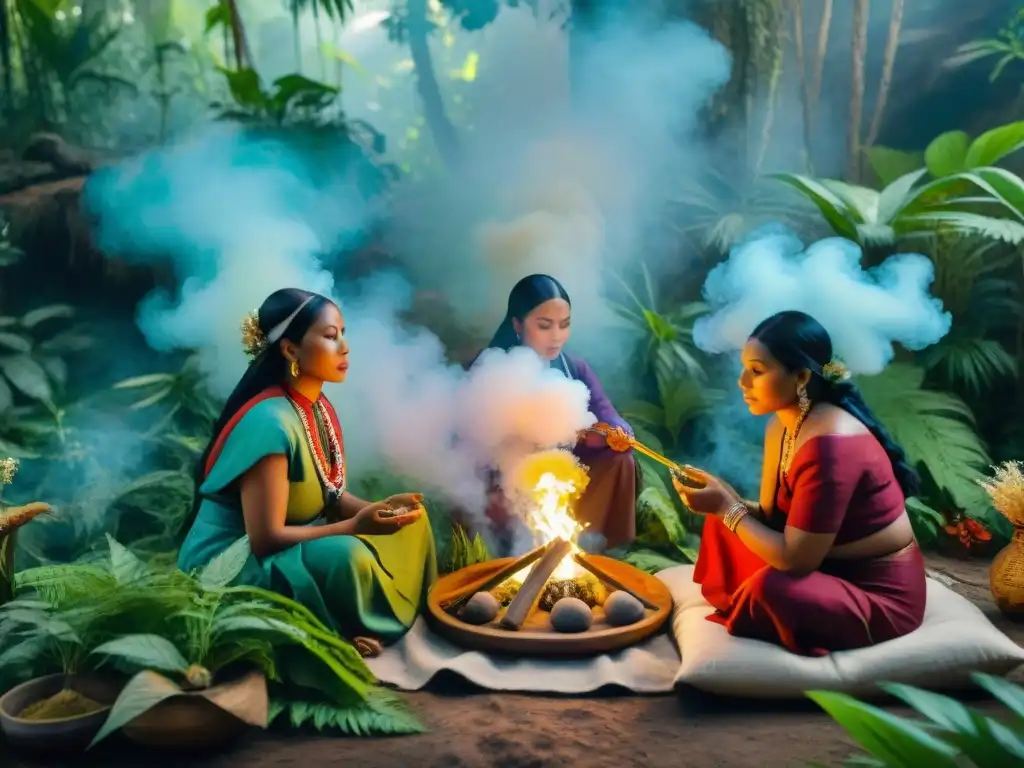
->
[803,403,868,438]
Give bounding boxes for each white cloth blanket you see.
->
[367,565,1024,696]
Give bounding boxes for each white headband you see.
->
[266,295,315,344]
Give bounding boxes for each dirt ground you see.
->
[6,555,1023,768]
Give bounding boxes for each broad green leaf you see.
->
[806,690,961,766]
[880,682,1024,764]
[771,174,861,241]
[0,333,32,353]
[0,378,12,413]
[0,637,46,670]
[968,167,1024,221]
[20,304,74,328]
[0,356,51,401]
[925,131,970,177]
[877,169,929,225]
[820,180,880,223]
[635,486,687,548]
[199,535,251,588]
[965,121,1024,168]
[89,670,181,748]
[91,634,190,675]
[972,672,1024,719]
[866,147,924,188]
[112,373,176,389]
[105,535,148,584]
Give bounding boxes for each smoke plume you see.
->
[692,224,952,373]
[83,125,596,514]
[81,7,735,522]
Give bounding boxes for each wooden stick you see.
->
[572,552,659,611]
[441,541,551,614]
[586,424,704,488]
[500,538,573,630]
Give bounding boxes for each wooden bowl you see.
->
[0,674,120,753]
[426,555,673,657]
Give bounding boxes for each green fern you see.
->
[857,364,991,514]
[442,525,490,574]
[268,686,427,736]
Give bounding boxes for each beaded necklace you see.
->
[287,395,346,504]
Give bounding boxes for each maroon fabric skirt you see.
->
[693,515,927,656]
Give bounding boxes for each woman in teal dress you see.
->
[177,288,437,657]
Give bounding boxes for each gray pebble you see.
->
[604,591,645,626]
[550,597,594,633]
[459,591,499,625]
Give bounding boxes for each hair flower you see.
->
[821,358,851,383]
[240,309,267,360]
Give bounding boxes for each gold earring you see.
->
[797,386,810,416]
[290,360,300,378]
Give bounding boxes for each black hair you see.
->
[485,274,571,351]
[179,288,332,539]
[749,310,920,498]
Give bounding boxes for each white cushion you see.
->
[656,564,1024,699]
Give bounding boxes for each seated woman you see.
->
[672,310,926,657]
[177,288,437,658]
[465,274,637,554]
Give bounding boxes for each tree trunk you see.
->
[847,0,869,181]
[0,0,13,116]
[406,0,460,169]
[865,0,905,149]
[810,0,832,108]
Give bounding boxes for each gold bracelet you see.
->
[722,502,748,532]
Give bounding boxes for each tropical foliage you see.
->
[0,535,424,737]
[0,0,1022,758]
[808,673,1024,767]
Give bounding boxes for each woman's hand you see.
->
[384,492,425,511]
[352,500,423,536]
[671,466,740,516]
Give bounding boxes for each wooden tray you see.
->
[426,555,674,657]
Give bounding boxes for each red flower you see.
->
[944,514,992,549]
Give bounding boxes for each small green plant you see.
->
[807,673,1024,767]
[442,525,490,573]
[1,535,425,741]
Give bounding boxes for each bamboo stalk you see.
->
[441,541,551,614]
[572,553,659,611]
[499,539,573,630]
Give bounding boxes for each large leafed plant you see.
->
[0,535,425,739]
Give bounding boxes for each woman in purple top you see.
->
[467,274,637,553]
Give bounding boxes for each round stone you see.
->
[550,597,594,633]
[604,590,646,626]
[459,591,500,625]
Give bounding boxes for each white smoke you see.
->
[384,9,732,363]
[84,126,595,514]
[692,224,952,373]
[82,7,735,522]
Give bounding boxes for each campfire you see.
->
[435,450,663,641]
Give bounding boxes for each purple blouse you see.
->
[566,355,633,463]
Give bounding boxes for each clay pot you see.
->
[120,669,268,750]
[0,674,120,753]
[990,526,1024,618]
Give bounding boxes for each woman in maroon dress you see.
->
[465,274,637,555]
[674,310,926,656]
